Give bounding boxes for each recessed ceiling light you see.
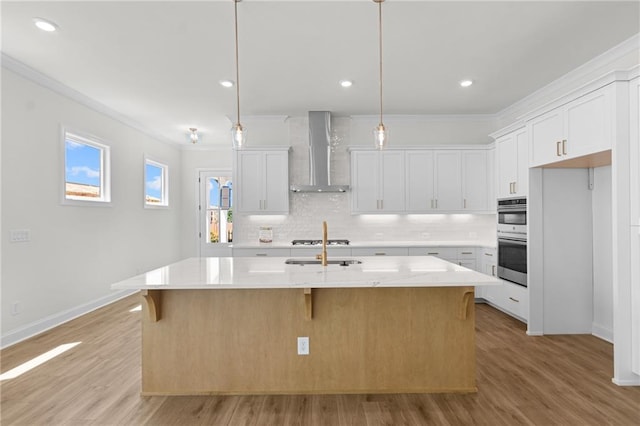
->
[33,18,58,32]
[340,80,353,88]
[219,80,234,88]
[459,79,473,88]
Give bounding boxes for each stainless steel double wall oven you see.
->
[497,197,527,287]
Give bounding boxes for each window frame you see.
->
[144,156,169,208]
[61,127,112,207]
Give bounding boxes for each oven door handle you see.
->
[498,237,527,245]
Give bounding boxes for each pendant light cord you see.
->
[234,0,241,127]
[378,0,383,126]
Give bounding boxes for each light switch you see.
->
[10,229,30,243]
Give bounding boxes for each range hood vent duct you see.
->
[290,111,349,193]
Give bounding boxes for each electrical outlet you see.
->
[297,337,309,355]
[10,229,30,243]
[11,302,21,316]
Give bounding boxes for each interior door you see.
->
[199,170,233,257]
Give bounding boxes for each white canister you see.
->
[259,226,273,243]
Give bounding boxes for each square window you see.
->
[63,130,111,205]
[145,158,169,207]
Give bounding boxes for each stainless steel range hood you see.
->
[290,111,349,193]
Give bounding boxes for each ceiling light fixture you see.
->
[460,79,473,87]
[373,0,388,150]
[33,17,58,32]
[220,80,234,88]
[231,0,246,150]
[340,80,353,88]
[189,127,199,144]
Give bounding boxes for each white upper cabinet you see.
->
[496,128,528,198]
[354,148,490,214]
[234,149,289,214]
[405,150,435,212]
[529,84,612,167]
[434,151,462,210]
[351,150,405,213]
[461,150,488,211]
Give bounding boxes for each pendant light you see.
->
[231,0,246,149]
[373,0,388,150]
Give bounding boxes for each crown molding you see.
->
[496,33,640,123]
[1,53,179,147]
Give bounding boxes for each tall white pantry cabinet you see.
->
[630,75,640,376]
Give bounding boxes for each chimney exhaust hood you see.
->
[290,111,349,193]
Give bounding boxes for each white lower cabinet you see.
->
[351,247,409,256]
[408,247,477,271]
[233,248,292,257]
[290,247,352,257]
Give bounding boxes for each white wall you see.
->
[1,69,183,347]
[592,166,613,342]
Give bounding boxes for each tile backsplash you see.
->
[233,116,496,244]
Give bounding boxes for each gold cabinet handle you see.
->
[374,252,386,256]
[562,139,567,155]
[484,252,493,257]
[509,296,520,303]
[556,141,561,156]
[491,265,496,276]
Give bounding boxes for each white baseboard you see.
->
[1,290,137,349]
[592,322,614,343]
[526,330,544,336]
[612,377,640,386]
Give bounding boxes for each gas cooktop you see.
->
[291,239,350,246]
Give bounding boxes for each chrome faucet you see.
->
[316,221,328,266]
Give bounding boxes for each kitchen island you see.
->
[112,256,499,395]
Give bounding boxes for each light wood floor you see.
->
[1,294,639,425]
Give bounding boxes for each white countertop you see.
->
[111,256,500,290]
[231,240,497,249]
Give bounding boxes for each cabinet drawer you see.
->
[456,247,476,259]
[351,247,409,256]
[503,281,528,321]
[408,247,457,260]
[233,248,291,257]
[457,259,477,271]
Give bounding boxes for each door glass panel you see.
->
[206,177,233,243]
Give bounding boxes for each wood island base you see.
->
[140,286,476,395]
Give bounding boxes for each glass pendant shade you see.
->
[231,123,246,149]
[374,123,388,150]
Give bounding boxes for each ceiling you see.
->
[2,0,639,147]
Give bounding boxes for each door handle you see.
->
[556,141,562,156]
[491,265,496,276]
[513,182,517,194]
[509,296,520,303]
[562,139,567,155]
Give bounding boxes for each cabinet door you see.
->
[632,227,640,375]
[351,151,380,213]
[565,87,611,159]
[630,78,640,227]
[529,108,563,167]
[462,151,487,210]
[379,152,405,212]
[434,151,462,210]
[405,151,435,212]
[515,129,528,196]
[235,151,263,213]
[263,151,289,213]
[496,134,517,198]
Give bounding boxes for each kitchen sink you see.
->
[285,259,362,266]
